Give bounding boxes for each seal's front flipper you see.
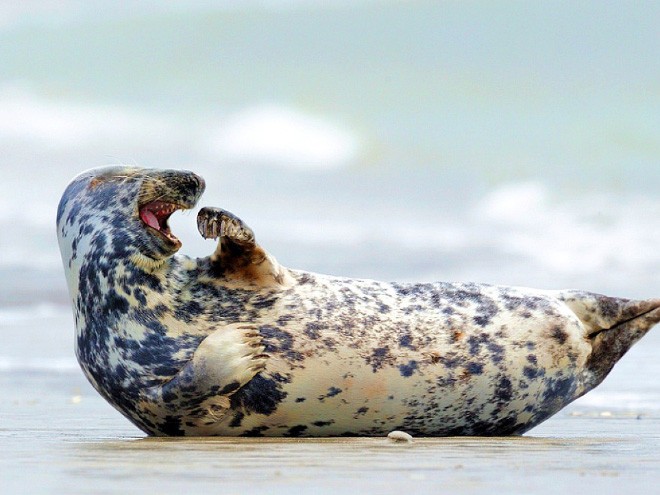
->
[197,207,256,246]
[147,324,269,435]
[197,206,290,286]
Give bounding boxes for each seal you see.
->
[56,166,660,437]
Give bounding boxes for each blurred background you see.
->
[0,1,658,398]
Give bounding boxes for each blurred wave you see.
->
[0,85,177,149]
[205,105,359,169]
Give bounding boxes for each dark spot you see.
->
[174,300,202,323]
[270,372,292,384]
[295,397,306,403]
[284,425,308,437]
[465,414,520,436]
[153,304,169,317]
[105,290,129,316]
[399,360,418,377]
[596,296,619,320]
[378,303,391,313]
[326,386,342,397]
[439,354,463,369]
[229,412,245,428]
[240,426,270,437]
[486,342,505,364]
[252,296,277,309]
[312,420,335,427]
[398,333,415,349]
[230,375,287,416]
[160,415,184,436]
[367,346,391,372]
[494,376,513,402]
[467,334,489,356]
[304,322,322,340]
[276,314,295,326]
[543,377,574,402]
[260,326,304,362]
[319,386,343,401]
[297,273,315,285]
[523,366,544,380]
[550,326,569,345]
[130,333,183,370]
[133,288,147,305]
[466,362,484,375]
[218,381,241,395]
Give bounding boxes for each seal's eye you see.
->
[139,200,180,245]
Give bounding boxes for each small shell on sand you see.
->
[387,430,413,443]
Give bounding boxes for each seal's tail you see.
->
[557,291,660,387]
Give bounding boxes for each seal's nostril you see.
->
[194,174,206,192]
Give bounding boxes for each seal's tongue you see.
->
[140,209,160,230]
[138,200,182,247]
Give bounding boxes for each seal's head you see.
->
[57,166,205,269]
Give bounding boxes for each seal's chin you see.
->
[139,200,183,248]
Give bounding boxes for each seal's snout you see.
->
[156,170,205,209]
[135,169,207,255]
[193,173,205,195]
[181,171,206,200]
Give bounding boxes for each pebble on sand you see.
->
[387,431,413,443]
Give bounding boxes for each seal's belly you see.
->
[202,284,590,437]
[209,337,583,437]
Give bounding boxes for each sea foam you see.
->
[0,86,177,149]
[204,105,360,170]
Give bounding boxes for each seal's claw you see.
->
[197,207,255,245]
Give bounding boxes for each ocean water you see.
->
[0,1,659,493]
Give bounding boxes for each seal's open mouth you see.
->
[139,200,182,245]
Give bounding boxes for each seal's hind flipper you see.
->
[197,206,290,286]
[558,291,660,388]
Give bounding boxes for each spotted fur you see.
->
[56,166,660,436]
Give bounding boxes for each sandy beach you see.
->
[3,375,658,495]
[3,328,659,495]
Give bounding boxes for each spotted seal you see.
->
[56,166,660,437]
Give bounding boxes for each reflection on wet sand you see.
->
[62,419,658,494]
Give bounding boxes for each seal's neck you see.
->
[130,252,169,271]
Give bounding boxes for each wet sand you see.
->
[3,371,658,495]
